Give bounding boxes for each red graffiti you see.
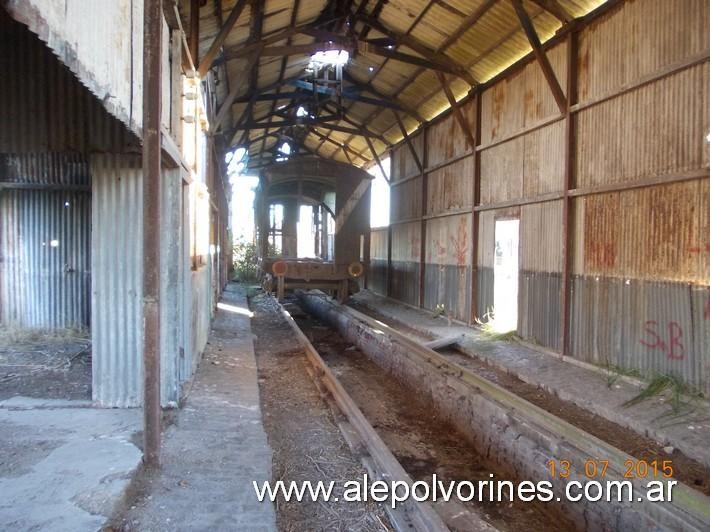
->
[450,218,469,266]
[639,320,685,361]
[687,244,710,255]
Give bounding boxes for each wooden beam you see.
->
[213,49,261,131]
[343,72,425,123]
[354,14,477,86]
[197,0,249,77]
[511,0,567,113]
[436,72,476,150]
[365,136,388,182]
[189,0,200,65]
[528,0,573,23]
[307,127,369,163]
[393,111,422,173]
[335,177,372,233]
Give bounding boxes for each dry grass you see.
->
[0,326,89,348]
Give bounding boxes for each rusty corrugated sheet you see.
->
[392,131,424,181]
[577,0,709,103]
[577,182,702,282]
[427,99,476,167]
[390,176,422,222]
[0,189,91,329]
[575,63,707,188]
[520,200,563,273]
[480,40,567,144]
[426,157,474,215]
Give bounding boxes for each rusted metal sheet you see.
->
[480,40,567,145]
[392,131,424,181]
[575,63,707,188]
[426,156,474,215]
[5,0,145,135]
[520,200,564,273]
[480,137,524,204]
[390,176,422,222]
[569,276,710,396]
[577,0,710,103]
[522,120,566,195]
[425,214,471,267]
[0,189,91,329]
[576,182,702,282]
[426,99,476,167]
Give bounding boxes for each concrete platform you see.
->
[351,290,710,469]
[0,398,142,531]
[116,283,277,531]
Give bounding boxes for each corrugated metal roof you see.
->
[190,0,610,168]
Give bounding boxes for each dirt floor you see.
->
[348,303,710,497]
[250,293,392,532]
[294,308,572,532]
[0,329,91,401]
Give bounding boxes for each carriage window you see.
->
[268,203,284,255]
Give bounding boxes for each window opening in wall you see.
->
[297,204,317,258]
[269,203,284,255]
[493,219,519,332]
[369,156,390,228]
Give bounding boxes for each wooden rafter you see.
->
[511,0,567,113]
[436,72,476,150]
[260,0,301,162]
[528,0,573,23]
[364,136,387,181]
[393,111,422,173]
[353,14,477,86]
[197,0,249,77]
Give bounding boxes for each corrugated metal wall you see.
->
[0,188,91,328]
[369,228,388,295]
[91,154,143,407]
[384,0,710,393]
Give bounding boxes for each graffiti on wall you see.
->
[639,320,685,361]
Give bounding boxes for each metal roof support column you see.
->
[143,0,163,467]
[418,126,428,309]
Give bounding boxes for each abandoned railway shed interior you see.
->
[0,0,709,530]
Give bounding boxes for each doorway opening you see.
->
[493,219,519,332]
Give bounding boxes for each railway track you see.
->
[279,292,710,532]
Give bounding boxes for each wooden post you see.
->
[277,275,285,301]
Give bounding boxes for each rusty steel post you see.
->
[143,0,163,467]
